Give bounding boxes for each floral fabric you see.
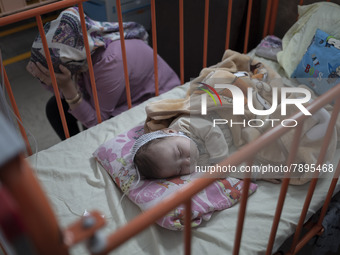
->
[30,7,148,74]
[93,125,257,230]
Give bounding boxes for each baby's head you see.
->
[131,129,199,179]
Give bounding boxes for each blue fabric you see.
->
[308,190,340,255]
[291,29,340,95]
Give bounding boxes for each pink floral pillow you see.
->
[93,125,257,230]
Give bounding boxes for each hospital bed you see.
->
[0,0,340,254]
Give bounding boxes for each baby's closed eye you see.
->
[177,147,182,158]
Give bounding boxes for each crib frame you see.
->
[0,0,339,254]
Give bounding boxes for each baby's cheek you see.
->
[190,141,199,160]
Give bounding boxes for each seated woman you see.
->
[26,7,180,140]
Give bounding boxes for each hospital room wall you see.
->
[154,0,263,82]
[154,0,340,82]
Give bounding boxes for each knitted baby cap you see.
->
[130,130,189,162]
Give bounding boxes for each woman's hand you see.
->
[26,61,79,102]
[26,61,73,90]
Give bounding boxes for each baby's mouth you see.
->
[190,152,199,168]
[189,160,197,174]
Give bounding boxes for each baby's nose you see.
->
[181,157,190,166]
[185,157,193,167]
[181,158,191,172]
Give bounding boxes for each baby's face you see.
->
[148,136,199,178]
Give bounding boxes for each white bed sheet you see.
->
[28,61,340,255]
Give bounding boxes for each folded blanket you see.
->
[144,50,338,185]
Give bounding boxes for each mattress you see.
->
[27,56,340,255]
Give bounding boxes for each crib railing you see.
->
[1,0,340,255]
[90,83,340,255]
[0,0,101,147]
[2,82,339,255]
[0,0,279,155]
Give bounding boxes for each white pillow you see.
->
[277,2,340,77]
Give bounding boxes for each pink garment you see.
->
[70,39,180,127]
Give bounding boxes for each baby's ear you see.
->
[162,128,178,134]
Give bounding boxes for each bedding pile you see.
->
[144,49,338,185]
[277,2,340,77]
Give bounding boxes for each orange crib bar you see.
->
[225,0,233,50]
[36,14,70,139]
[265,123,304,255]
[292,161,340,254]
[179,0,184,84]
[269,0,279,35]
[0,0,89,26]
[243,0,253,53]
[116,0,132,109]
[184,199,192,255]
[233,163,253,255]
[317,162,340,227]
[78,3,102,124]
[289,98,340,254]
[262,0,272,37]
[202,0,209,68]
[151,0,159,96]
[97,177,217,254]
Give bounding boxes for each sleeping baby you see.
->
[131,107,332,183]
[131,115,230,179]
[130,115,281,182]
